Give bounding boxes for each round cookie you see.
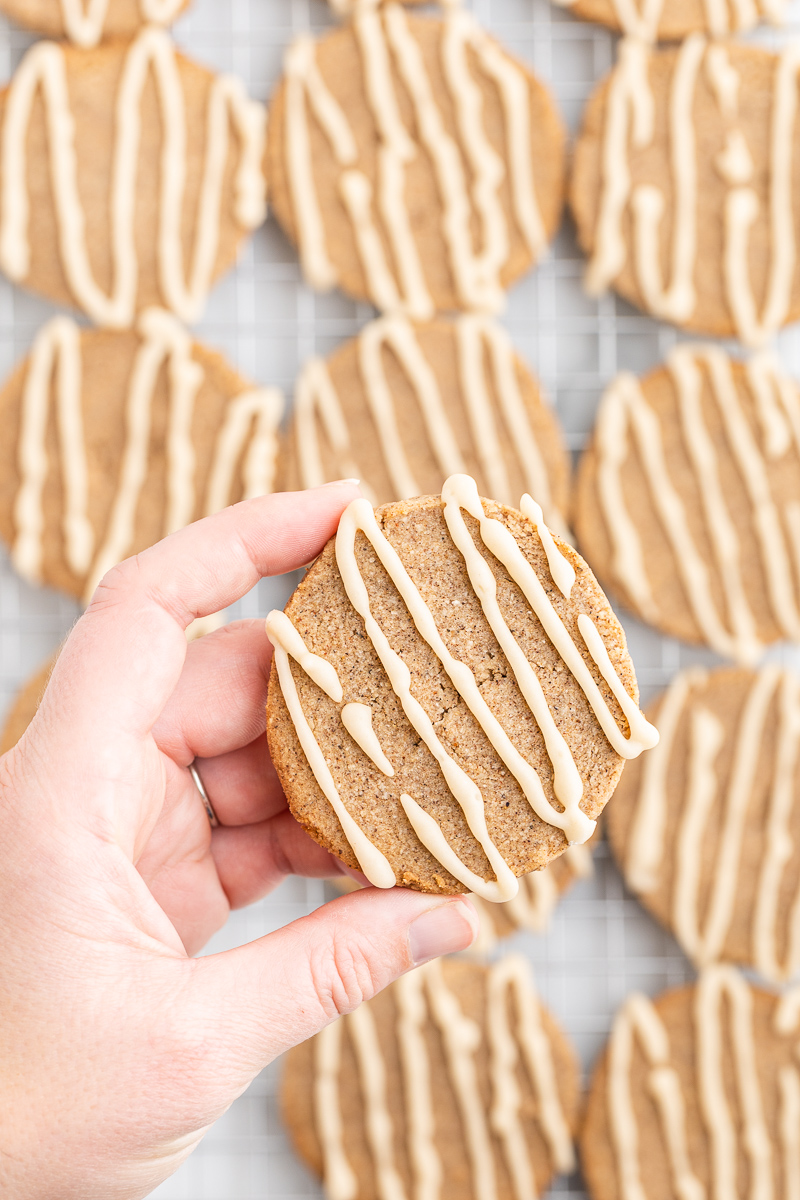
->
[0,28,266,328]
[607,665,800,984]
[282,954,581,1200]
[554,0,782,45]
[279,315,571,535]
[574,345,800,663]
[265,478,657,899]
[267,7,565,317]
[581,966,800,1200]
[571,38,800,346]
[0,309,283,604]
[0,0,190,46]
[0,655,55,755]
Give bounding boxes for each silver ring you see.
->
[189,761,220,828]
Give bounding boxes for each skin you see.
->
[0,482,478,1200]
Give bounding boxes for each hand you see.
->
[0,484,478,1200]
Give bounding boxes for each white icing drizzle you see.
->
[341,702,395,777]
[265,610,397,890]
[10,309,282,601]
[695,966,773,1200]
[519,496,575,599]
[705,44,740,118]
[779,1067,800,1200]
[315,1021,359,1200]
[594,348,800,663]
[58,0,185,47]
[268,475,655,900]
[394,970,443,1200]
[0,29,266,328]
[624,664,800,983]
[281,7,546,315]
[348,1003,408,1200]
[608,990,704,1200]
[293,314,565,529]
[12,315,94,583]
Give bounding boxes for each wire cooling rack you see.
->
[3,0,800,1195]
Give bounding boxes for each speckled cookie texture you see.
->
[606,665,800,983]
[557,0,783,44]
[0,656,54,754]
[574,346,800,663]
[277,315,571,532]
[0,27,266,327]
[266,7,565,316]
[266,484,656,897]
[581,967,800,1200]
[0,0,190,44]
[571,39,800,346]
[0,311,282,604]
[282,955,581,1200]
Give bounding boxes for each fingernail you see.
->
[408,900,478,966]
[323,478,360,487]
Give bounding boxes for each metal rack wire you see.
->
[2,0,800,1194]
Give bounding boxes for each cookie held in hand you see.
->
[282,955,580,1200]
[0,0,190,46]
[267,6,565,316]
[574,345,800,662]
[607,665,800,983]
[571,38,800,345]
[581,966,800,1200]
[0,310,283,604]
[266,476,657,899]
[278,314,571,534]
[0,27,266,326]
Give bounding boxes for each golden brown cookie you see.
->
[0,655,55,754]
[278,315,571,534]
[282,955,581,1200]
[0,28,266,327]
[0,309,283,604]
[266,8,565,316]
[0,0,190,45]
[607,665,800,984]
[574,345,800,662]
[581,966,800,1200]
[265,480,657,898]
[556,0,782,45]
[571,38,800,346]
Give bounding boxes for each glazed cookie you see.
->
[554,0,784,45]
[581,965,800,1200]
[282,955,580,1200]
[0,309,283,604]
[0,0,190,46]
[607,665,800,983]
[0,655,54,754]
[0,27,266,327]
[571,38,800,346]
[279,315,570,534]
[574,345,800,662]
[267,7,565,317]
[265,477,657,899]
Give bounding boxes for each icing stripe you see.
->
[315,1022,359,1200]
[0,29,266,328]
[348,1004,408,1200]
[281,8,546,315]
[395,970,442,1200]
[59,0,185,47]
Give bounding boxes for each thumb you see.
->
[185,888,478,1088]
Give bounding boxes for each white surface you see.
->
[1,0,800,1196]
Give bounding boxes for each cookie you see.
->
[0,309,283,604]
[265,478,657,899]
[554,0,782,45]
[0,27,266,327]
[581,965,800,1200]
[574,345,800,663]
[279,315,570,535]
[282,954,581,1200]
[0,0,190,46]
[571,38,800,346]
[607,665,800,983]
[0,655,54,755]
[266,7,565,317]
